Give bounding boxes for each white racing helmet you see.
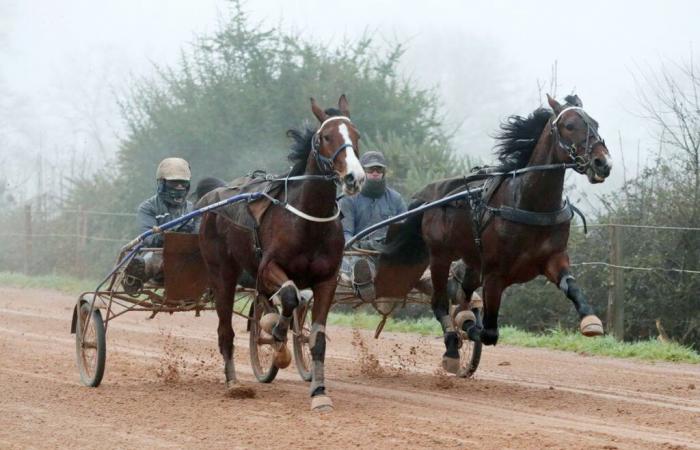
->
[156,157,191,181]
[156,157,191,206]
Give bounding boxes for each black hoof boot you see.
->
[481,328,499,346]
[442,331,460,374]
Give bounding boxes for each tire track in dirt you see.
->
[3,304,700,414]
[1,287,699,449]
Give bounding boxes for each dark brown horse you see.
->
[375,94,612,372]
[199,95,364,410]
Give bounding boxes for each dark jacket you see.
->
[137,194,198,247]
[340,187,406,246]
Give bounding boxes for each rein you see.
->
[345,162,580,248]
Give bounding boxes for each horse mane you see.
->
[493,108,553,171]
[286,108,346,176]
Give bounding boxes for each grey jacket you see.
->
[137,194,199,247]
[340,187,407,246]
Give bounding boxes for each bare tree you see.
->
[633,55,700,223]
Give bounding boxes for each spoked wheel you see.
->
[249,294,279,383]
[75,301,106,387]
[292,298,313,382]
[457,307,483,378]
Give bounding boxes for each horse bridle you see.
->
[550,106,605,174]
[312,116,356,174]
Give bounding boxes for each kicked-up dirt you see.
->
[0,286,699,449]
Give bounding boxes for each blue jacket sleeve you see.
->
[137,200,163,247]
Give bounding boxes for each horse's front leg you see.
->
[259,260,298,368]
[429,255,460,373]
[545,253,604,336]
[481,274,505,346]
[308,277,336,412]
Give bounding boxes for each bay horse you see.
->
[375,94,612,372]
[199,95,364,410]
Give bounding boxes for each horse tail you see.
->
[379,200,428,266]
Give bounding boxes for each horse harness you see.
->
[464,173,586,255]
[551,106,605,174]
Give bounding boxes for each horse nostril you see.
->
[344,173,355,185]
[593,158,604,168]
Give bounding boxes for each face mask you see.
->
[158,179,190,206]
[361,177,386,199]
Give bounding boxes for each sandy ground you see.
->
[0,286,699,449]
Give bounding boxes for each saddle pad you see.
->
[195,174,283,231]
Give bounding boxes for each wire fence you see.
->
[1,205,698,342]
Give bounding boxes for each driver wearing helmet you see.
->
[123,157,198,292]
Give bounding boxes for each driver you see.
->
[122,157,198,293]
[340,151,406,300]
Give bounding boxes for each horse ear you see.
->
[310,97,328,123]
[564,94,583,107]
[547,94,563,114]
[338,94,350,118]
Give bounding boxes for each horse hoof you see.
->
[273,342,292,369]
[311,395,334,412]
[442,356,460,374]
[466,323,482,342]
[580,315,604,337]
[481,328,499,346]
[226,382,256,399]
[454,310,476,331]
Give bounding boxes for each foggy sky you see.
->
[2,0,699,205]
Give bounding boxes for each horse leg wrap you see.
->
[439,314,455,333]
[272,314,291,342]
[558,271,594,318]
[224,355,237,385]
[558,273,575,294]
[309,324,326,396]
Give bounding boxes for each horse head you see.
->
[547,94,612,184]
[310,95,365,195]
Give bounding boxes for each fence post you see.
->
[606,224,625,340]
[75,206,88,278]
[24,204,32,275]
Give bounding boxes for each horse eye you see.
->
[322,134,331,142]
[564,123,575,131]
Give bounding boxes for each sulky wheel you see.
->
[248,295,279,383]
[457,307,483,378]
[292,298,313,382]
[75,300,106,387]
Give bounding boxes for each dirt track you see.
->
[0,287,699,449]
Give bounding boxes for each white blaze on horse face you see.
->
[338,123,365,193]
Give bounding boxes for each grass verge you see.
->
[327,311,700,364]
[0,271,95,295]
[2,271,698,364]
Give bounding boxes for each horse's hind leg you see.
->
[200,215,244,391]
[209,261,242,391]
[430,254,460,374]
[481,275,505,345]
[545,253,603,337]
